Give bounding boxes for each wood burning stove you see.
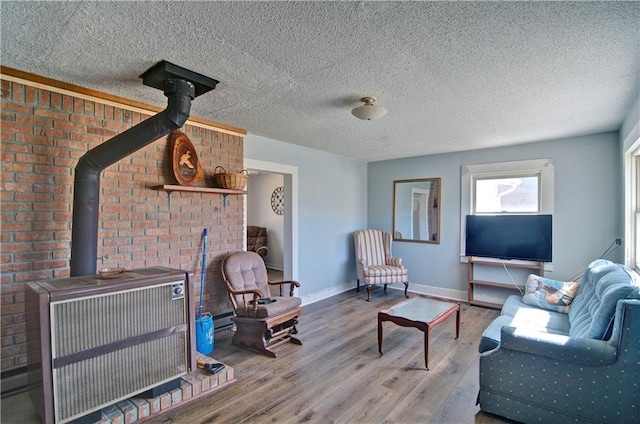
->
[26,266,195,424]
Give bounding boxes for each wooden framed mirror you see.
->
[393,178,441,244]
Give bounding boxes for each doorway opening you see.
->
[244,159,299,284]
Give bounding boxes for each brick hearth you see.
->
[96,354,235,424]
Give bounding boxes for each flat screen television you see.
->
[465,214,552,262]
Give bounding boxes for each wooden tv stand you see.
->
[467,257,544,309]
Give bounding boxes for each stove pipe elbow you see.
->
[70,79,195,277]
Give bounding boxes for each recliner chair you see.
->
[247,225,269,258]
[221,251,302,357]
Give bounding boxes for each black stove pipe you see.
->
[70,79,195,276]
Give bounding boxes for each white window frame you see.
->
[472,173,541,214]
[624,139,640,271]
[460,158,555,263]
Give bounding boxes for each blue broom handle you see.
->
[198,228,208,317]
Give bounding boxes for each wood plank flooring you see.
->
[1,288,517,424]
[148,288,514,424]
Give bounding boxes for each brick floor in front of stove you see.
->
[94,356,235,424]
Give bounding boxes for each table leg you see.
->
[424,327,430,370]
[455,306,460,339]
[378,314,383,355]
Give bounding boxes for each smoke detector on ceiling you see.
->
[351,96,387,121]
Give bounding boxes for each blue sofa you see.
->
[477,259,640,424]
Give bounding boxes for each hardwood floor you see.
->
[2,288,516,424]
[149,288,513,424]
[266,267,284,282]
[267,267,284,297]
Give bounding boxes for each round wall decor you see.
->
[271,186,284,215]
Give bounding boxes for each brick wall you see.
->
[0,78,245,372]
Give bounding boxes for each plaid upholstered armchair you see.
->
[221,251,302,357]
[353,229,409,301]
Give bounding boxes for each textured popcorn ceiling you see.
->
[1,1,638,162]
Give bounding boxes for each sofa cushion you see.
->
[479,296,570,353]
[521,275,580,313]
[501,295,571,332]
[568,260,640,340]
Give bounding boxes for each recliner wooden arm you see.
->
[255,246,268,257]
[230,288,264,314]
[268,280,300,296]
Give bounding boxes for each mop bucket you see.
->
[195,313,214,355]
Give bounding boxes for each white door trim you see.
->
[244,158,299,283]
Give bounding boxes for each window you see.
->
[460,159,554,260]
[624,141,640,271]
[636,157,640,270]
[473,174,540,214]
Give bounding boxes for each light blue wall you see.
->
[245,131,621,299]
[368,132,622,293]
[244,134,368,296]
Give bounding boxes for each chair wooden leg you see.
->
[357,279,360,292]
[383,284,388,292]
[403,281,409,298]
[366,285,371,301]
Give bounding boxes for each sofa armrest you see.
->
[386,256,403,267]
[498,326,617,366]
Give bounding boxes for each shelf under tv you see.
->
[467,256,544,309]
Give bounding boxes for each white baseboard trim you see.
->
[380,282,467,302]
[301,281,467,305]
[301,280,356,306]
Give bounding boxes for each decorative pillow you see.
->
[521,274,581,314]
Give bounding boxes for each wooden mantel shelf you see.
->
[152,184,247,195]
[152,185,247,209]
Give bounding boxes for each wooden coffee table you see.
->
[378,296,460,370]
